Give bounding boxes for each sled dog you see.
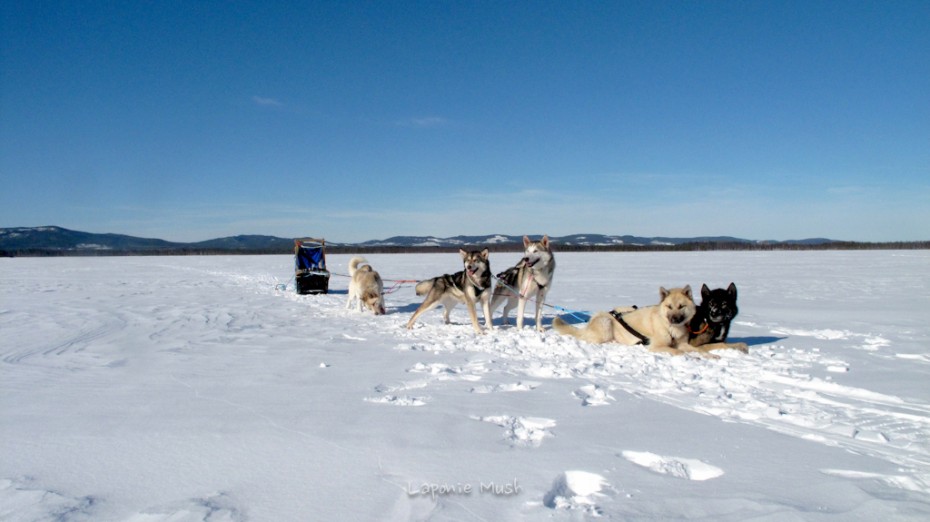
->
[346,257,386,315]
[688,283,748,353]
[490,235,556,331]
[553,286,710,356]
[406,249,493,334]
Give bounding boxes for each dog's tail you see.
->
[553,315,611,344]
[552,316,582,338]
[348,256,368,276]
[414,280,433,296]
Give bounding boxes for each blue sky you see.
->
[2,1,927,243]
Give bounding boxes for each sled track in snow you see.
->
[1,314,127,367]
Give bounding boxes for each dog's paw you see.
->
[731,342,749,353]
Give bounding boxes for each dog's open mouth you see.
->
[522,257,538,268]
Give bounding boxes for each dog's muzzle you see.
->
[709,308,735,323]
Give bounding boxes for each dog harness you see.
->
[495,265,547,300]
[520,269,549,296]
[464,270,490,294]
[608,310,650,346]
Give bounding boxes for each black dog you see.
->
[688,283,748,353]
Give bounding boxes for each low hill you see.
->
[3,226,923,256]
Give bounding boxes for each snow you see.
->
[2,250,929,520]
[620,451,724,481]
[75,243,113,250]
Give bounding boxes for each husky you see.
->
[490,235,556,331]
[688,283,748,353]
[346,257,386,315]
[553,286,712,356]
[406,248,493,334]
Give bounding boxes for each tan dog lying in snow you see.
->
[553,286,719,357]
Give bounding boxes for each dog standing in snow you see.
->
[406,249,493,334]
[346,257,386,315]
[490,235,556,331]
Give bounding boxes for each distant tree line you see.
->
[551,241,930,252]
[0,247,294,257]
[2,241,928,258]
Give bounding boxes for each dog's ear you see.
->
[727,282,737,299]
[659,287,669,300]
[682,285,692,300]
[523,235,531,247]
[701,283,711,300]
[480,248,489,260]
[541,235,549,248]
[459,249,467,259]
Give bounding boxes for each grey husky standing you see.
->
[406,248,493,334]
[490,235,555,331]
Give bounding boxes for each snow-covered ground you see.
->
[2,251,929,521]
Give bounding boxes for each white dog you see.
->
[346,257,385,315]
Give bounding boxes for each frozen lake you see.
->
[2,251,929,520]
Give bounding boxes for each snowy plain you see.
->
[2,250,929,521]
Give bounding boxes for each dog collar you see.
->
[688,320,710,336]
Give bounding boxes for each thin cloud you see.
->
[396,116,450,128]
[252,96,283,107]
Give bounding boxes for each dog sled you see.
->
[294,238,330,295]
